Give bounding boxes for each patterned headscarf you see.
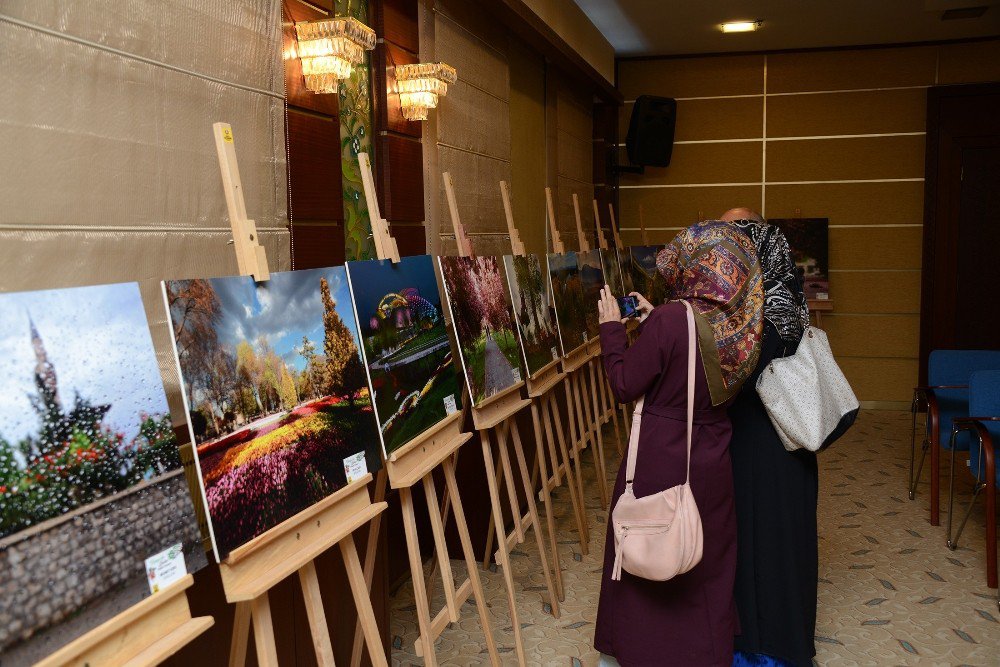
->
[729,219,810,343]
[656,220,764,406]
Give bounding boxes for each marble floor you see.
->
[389,410,1000,665]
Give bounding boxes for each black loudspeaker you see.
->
[626,95,677,168]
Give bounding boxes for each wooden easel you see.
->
[592,200,627,457]
[547,190,609,512]
[481,180,589,595]
[571,194,610,509]
[351,154,500,667]
[605,202,633,433]
[36,575,212,666]
[441,173,561,666]
[212,124,389,667]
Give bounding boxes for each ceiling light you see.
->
[294,17,376,94]
[721,20,761,33]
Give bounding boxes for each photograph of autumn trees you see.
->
[577,249,606,339]
[440,256,525,405]
[346,256,461,455]
[629,245,668,306]
[165,268,378,560]
[503,254,561,377]
[0,283,186,538]
[601,248,625,298]
[547,252,588,355]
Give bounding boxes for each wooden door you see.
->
[919,83,1000,380]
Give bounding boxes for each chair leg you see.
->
[946,440,957,547]
[909,398,919,499]
[948,481,983,551]
[910,439,929,501]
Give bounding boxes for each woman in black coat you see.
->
[722,209,818,667]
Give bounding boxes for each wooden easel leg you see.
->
[531,398,565,600]
[422,474,458,622]
[481,445,506,570]
[598,362,624,456]
[497,423,525,543]
[250,594,280,667]
[340,534,390,667]
[545,391,589,552]
[351,469,388,667]
[443,457,501,665]
[297,561,336,667]
[229,601,252,667]
[400,486,438,666]
[587,361,611,506]
[509,418,561,617]
[480,431,527,666]
[566,375,590,514]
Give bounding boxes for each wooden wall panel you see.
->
[618,141,762,186]
[378,0,419,53]
[619,97,764,143]
[438,146,511,233]
[508,37,547,255]
[438,81,511,158]
[821,314,920,357]
[379,43,421,137]
[766,135,925,182]
[766,46,937,93]
[937,39,1000,84]
[378,135,425,222]
[619,185,762,229]
[831,271,922,314]
[829,227,923,270]
[287,110,342,221]
[766,89,926,137]
[289,224,343,270]
[435,8,509,97]
[766,181,924,225]
[838,357,919,402]
[617,55,765,99]
[557,131,592,183]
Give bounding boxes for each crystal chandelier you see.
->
[294,17,377,94]
[394,63,458,121]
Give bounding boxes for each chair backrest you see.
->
[968,370,1000,487]
[928,350,1000,448]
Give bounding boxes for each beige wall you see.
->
[616,39,1000,405]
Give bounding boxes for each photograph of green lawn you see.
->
[346,256,462,455]
[440,256,525,405]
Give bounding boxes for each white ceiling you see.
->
[572,0,1000,57]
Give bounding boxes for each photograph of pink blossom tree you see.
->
[164,267,379,561]
[345,256,462,455]
[439,256,525,405]
[503,254,561,377]
[0,282,204,663]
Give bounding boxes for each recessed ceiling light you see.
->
[721,20,761,33]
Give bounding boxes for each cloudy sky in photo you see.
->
[0,282,168,447]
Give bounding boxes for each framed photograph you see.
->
[628,245,668,305]
[577,249,606,339]
[547,251,589,355]
[768,217,830,300]
[503,254,562,377]
[165,268,381,561]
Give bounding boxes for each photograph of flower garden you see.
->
[165,268,379,560]
[577,249,606,339]
[440,256,525,405]
[346,256,462,455]
[0,282,203,657]
[629,245,668,306]
[547,251,588,355]
[503,254,561,377]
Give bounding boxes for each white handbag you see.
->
[755,327,859,452]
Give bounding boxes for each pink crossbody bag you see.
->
[611,300,704,581]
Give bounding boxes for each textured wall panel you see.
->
[435,5,509,99]
[766,181,925,225]
[617,55,765,99]
[828,228,923,270]
[766,135,925,182]
[438,146,511,236]
[937,40,1000,84]
[830,271,922,314]
[838,357,919,403]
[766,89,927,137]
[618,141,763,187]
[619,185,763,230]
[766,46,937,93]
[438,81,511,159]
[821,314,920,358]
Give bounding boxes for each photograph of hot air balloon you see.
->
[547,251,589,355]
[503,254,561,377]
[439,256,525,406]
[577,249,606,339]
[346,256,462,456]
[164,267,380,561]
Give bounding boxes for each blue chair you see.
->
[945,370,1000,602]
[909,350,1000,525]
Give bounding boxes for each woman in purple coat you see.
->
[594,221,764,666]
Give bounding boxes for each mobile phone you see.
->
[617,295,639,318]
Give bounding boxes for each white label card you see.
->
[145,543,186,594]
[512,367,521,383]
[343,451,368,483]
[551,346,559,360]
[444,394,457,415]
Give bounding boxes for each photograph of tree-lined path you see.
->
[578,249,606,339]
[504,254,561,377]
[346,256,461,455]
[629,245,668,306]
[165,268,378,560]
[440,256,525,405]
[547,251,588,355]
[600,248,626,298]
